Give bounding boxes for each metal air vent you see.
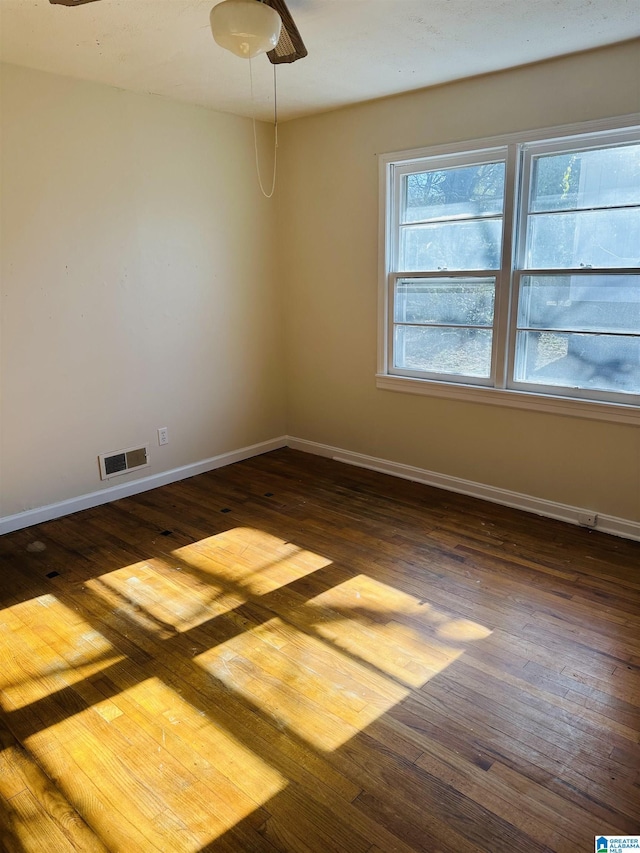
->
[98,445,149,481]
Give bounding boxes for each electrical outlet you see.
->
[157,427,169,446]
[578,512,597,528]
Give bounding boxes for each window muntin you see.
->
[384,125,640,409]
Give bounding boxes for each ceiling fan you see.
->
[48,0,307,64]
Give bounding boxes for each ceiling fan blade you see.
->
[263,0,307,64]
[49,0,103,5]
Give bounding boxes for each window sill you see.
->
[375,374,640,425]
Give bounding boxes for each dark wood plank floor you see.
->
[0,448,638,852]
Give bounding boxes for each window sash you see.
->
[507,270,640,401]
[388,272,500,386]
[510,129,640,403]
[388,148,511,386]
[382,120,640,410]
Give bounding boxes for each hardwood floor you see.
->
[0,448,638,852]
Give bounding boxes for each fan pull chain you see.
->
[249,58,278,198]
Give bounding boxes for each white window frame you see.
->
[388,146,510,389]
[377,115,640,426]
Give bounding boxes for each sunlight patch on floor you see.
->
[21,676,286,852]
[82,528,333,638]
[196,571,491,751]
[196,613,409,751]
[171,528,332,598]
[87,561,219,638]
[0,594,123,712]
[0,528,491,851]
[307,574,492,688]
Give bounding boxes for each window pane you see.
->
[530,143,640,213]
[400,220,503,271]
[394,326,492,377]
[394,278,495,326]
[517,275,640,333]
[403,162,505,223]
[514,331,640,394]
[525,208,640,269]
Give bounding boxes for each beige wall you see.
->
[277,42,640,522]
[0,63,285,518]
[2,44,639,528]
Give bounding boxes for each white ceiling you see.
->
[1,0,638,121]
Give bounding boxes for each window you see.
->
[379,120,640,421]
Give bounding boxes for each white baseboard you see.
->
[0,436,288,536]
[3,434,638,543]
[287,437,640,542]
